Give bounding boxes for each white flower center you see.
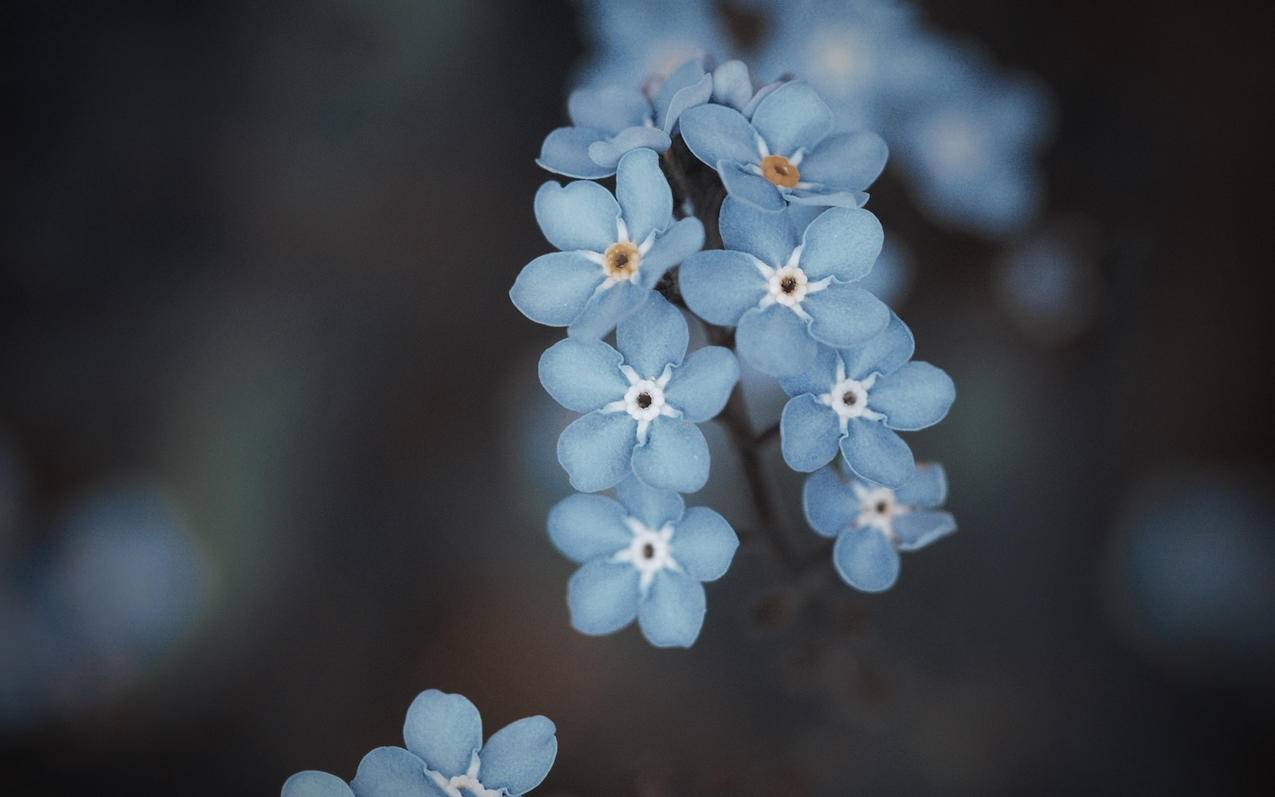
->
[603,364,683,445]
[613,516,680,593]
[427,752,501,797]
[751,246,830,319]
[817,356,884,433]
[852,483,909,539]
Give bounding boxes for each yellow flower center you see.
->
[760,154,800,188]
[604,241,641,280]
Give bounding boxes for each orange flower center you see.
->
[760,154,800,188]
[603,241,641,279]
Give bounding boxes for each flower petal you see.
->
[587,126,673,169]
[654,62,713,132]
[679,103,759,169]
[894,510,957,552]
[637,570,707,648]
[711,60,753,111]
[741,80,784,118]
[750,81,833,156]
[350,747,441,797]
[616,148,673,246]
[671,506,738,581]
[567,559,641,636]
[567,87,651,134]
[778,344,841,398]
[558,411,638,493]
[840,418,914,488]
[510,252,604,328]
[638,217,704,289]
[547,494,631,564]
[799,131,889,193]
[833,528,900,592]
[802,466,855,539]
[538,338,627,412]
[478,716,558,796]
[799,207,884,281]
[719,196,800,267]
[567,280,648,340]
[804,283,890,348]
[283,771,354,797]
[871,361,955,431]
[616,474,685,529]
[617,292,688,376]
[664,346,739,423]
[402,690,482,778]
[737,305,817,378]
[533,180,620,253]
[839,312,915,380]
[785,188,866,208]
[536,127,615,179]
[719,160,786,211]
[894,462,948,509]
[780,394,842,473]
[632,417,710,493]
[678,249,766,326]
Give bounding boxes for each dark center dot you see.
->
[637,392,652,409]
[876,501,888,514]
[780,276,797,293]
[842,391,857,406]
[642,543,655,559]
[613,253,629,267]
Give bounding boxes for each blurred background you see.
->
[4,0,1273,794]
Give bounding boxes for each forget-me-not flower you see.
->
[549,475,738,648]
[539,292,738,493]
[678,80,888,211]
[779,313,954,487]
[511,148,705,339]
[679,197,889,378]
[803,460,955,592]
[282,689,556,797]
[573,0,733,91]
[538,60,713,178]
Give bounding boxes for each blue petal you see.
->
[510,252,604,327]
[736,305,817,378]
[671,506,738,581]
[477,716,558,796]
[587,126,672,169]
[839,312,915,380]
[678,250,765,326]
[616,474,685,529]
[547,494,630,564]
[786,188,866,208]
[799,207,884,281]
[833,528,900,592]
[871,362,955,431]
[632,418,709,493]
[778,344,842,398]
[741,80,784,118]
[679,104,759,169]
[802,466,855,539]
[567,87,651,134]
[533,180,619,254]
[804,283,890,348]
[283,771,354,797]
[616,148,672,247]
[894,510,957,552]
[750,81,833,156]
[840,418,914,488]
[538,338,627,412]
[711,60,753,111]
[894,463,948,509]
[617,292,688,376]
[664,346,739,423]
[637,217,704,289]
[557,411,638,493]
[567,559,641,636]
[536,127,615,179]
[350,747,441,797]
[637,570,706,648]
[780,394,842,473]
[719,160,786,211]
[567,280,647,340]
[799,131,889,192]
[402,690,482,778]
[654,63,713,133]
[719,196,800,266]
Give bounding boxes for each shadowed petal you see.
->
[839,312,915,380]
[632,418,710,493]
[548,494,630,564]
[895,463,948,509]
[671,507,738,581]
[894,510,957,552]
[558,411,638,493]
[719,196,800,266]
[568,280,647,340]
[840,419,914,488]
[478,716,558,796]
[679,249,766,326]
[617,292,689,376]
[510,252,604,327]
[638,217,704,289]
[750,81,833,155]
[664,346,739,423]
[737,305,817,378]
[778,344,842,398]
[539,338,627,412]
[283,771,354,797]
[616,474,685,529]
[871,361,955,431]
[587,126,673,169]
[833,528,900,592]
[350,747,441,797]
[654,62,713,132]
[568,559,641,635]
[616,148,673,245]
[403,690,482,778]
[679,103,759,168]
[637,570,706,648]
[719,160,786,211]
[804,283,890,348]
[534,180,619,253]
[802,466,855,538]
[781,394,842,473]
[537,127,615,179]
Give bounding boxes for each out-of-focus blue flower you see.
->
[778,314,954,487]
[679,197,889,377]
[858,231,913,307]
[679,81,888,211]
[803,460,955,592]
[539,292,739,493]
[573,0,734,90]
[996,217,1099,346]
[284,689,557,797]
[549,475,738,648]
[538,60,712,178]
[511,149,705,339]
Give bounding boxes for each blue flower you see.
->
[539,292,739,493]
[679,197,890,378]
[549,475,738,648]
[573,0,734,91]
[778,313,954,487]
[678,80,888,211]
[803,460,956,592]
[538,60,713,179]
[282,689,556,797]
[510,148,705,339]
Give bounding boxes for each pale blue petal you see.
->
[737,305,817,378]
[719,196,800,266]
[663,346,739,423]
[780,394,842,473]
[679,104,759,168]
[719,160,786,211]
[538,338,627,412]
[839,312,915,380]
[557,411,638,493]
[350,747,441,797]
[671,506,738,582]
[652,60,706,125]
[587,127,672,169]
[711,60,753,111]
[840,419,914,488]
[537,127,615,179]
[567,87,650,134]
[403,690,482,778]
[637,570,706,648]
[533,180,619,253]
[833,528,900,593]
[799,207,884,281]
[617,292,689,376]
[678,250,766,326]
[750,81,833,156]
[799,131,889,192]
[802,466,855,539]
[567,280,647,340]
[478,716,558,796]
[741,80,784,118]
[895,463,948,509]
[283,771,354,797]
[510,252,604,327]
[785,188,865,208]
[632,418,710,493]
[871,362,955,431]
[804,284,890,348]
[567,559,641,635]
[637,217,704,289]
[616,148,673,246]
[547,494,630,564]
[778,344,842,398]
[616,474,685,528]
[656,69,713,133]
[894,510,957,552]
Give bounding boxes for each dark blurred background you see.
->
[4,1,1274,794]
